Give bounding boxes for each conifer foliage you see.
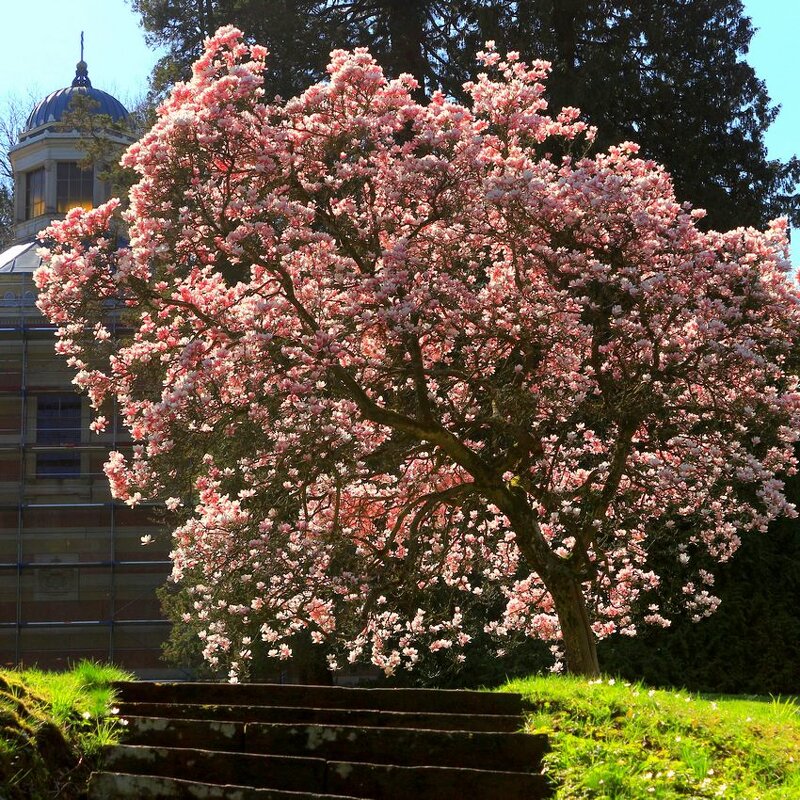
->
[36,29,800,677]
[484,0,800,232]
[130,0,798,231]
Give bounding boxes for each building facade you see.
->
[0,59,172,675]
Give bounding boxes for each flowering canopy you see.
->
[36,27,800,677]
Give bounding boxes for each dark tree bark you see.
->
[548,567,601,676]
[384,0,429,97]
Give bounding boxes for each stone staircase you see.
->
[88,681,552,799]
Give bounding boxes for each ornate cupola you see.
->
[22,57,129,138]
[5,35,133,247]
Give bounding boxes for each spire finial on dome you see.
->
[72,31,91,88]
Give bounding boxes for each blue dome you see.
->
[23,60,128,135]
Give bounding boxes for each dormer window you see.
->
[56,162,93,213]
[25,168,45,219]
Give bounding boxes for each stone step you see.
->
[116,701,524,731]
[112,681,526,716]
[324,761,550,800]
[94,682,551,799]
[88,772,361,800]
[103,746,328,794]
[101,745,551,800]
[121,716,548,771]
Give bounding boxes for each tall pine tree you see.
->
[131,0,338,99]
[476,0,799,231]
[130,0,798,229]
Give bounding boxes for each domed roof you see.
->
[22,59,128,137]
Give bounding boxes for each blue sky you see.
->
[744,0,799,167]
[0,1,159,110]
[0,0,796,260]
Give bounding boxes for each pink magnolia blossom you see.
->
[35,28,800,677]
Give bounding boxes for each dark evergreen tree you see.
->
[130,0,797,230]
[0,184,13,251]
[0,97,30,250]
[596,471,800,695]
[477,0,800,231]
[130,0,338,99]
[130,0,476,101]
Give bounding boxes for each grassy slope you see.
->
[502,675,800,799]
[3,664,798,798]
[0,661,131,800]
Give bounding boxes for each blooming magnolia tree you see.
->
[36,27,800,678]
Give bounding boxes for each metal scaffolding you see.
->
[0,271,172,675]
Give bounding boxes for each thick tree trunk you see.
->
[547,567,600,676]
[386,0,429,98]
[289,630,334,685]
[500,496,601,677]
[547,0,589,112]
[551,0,582,71]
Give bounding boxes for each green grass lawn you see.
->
[0,661,131,800]
[503,675,800,799]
